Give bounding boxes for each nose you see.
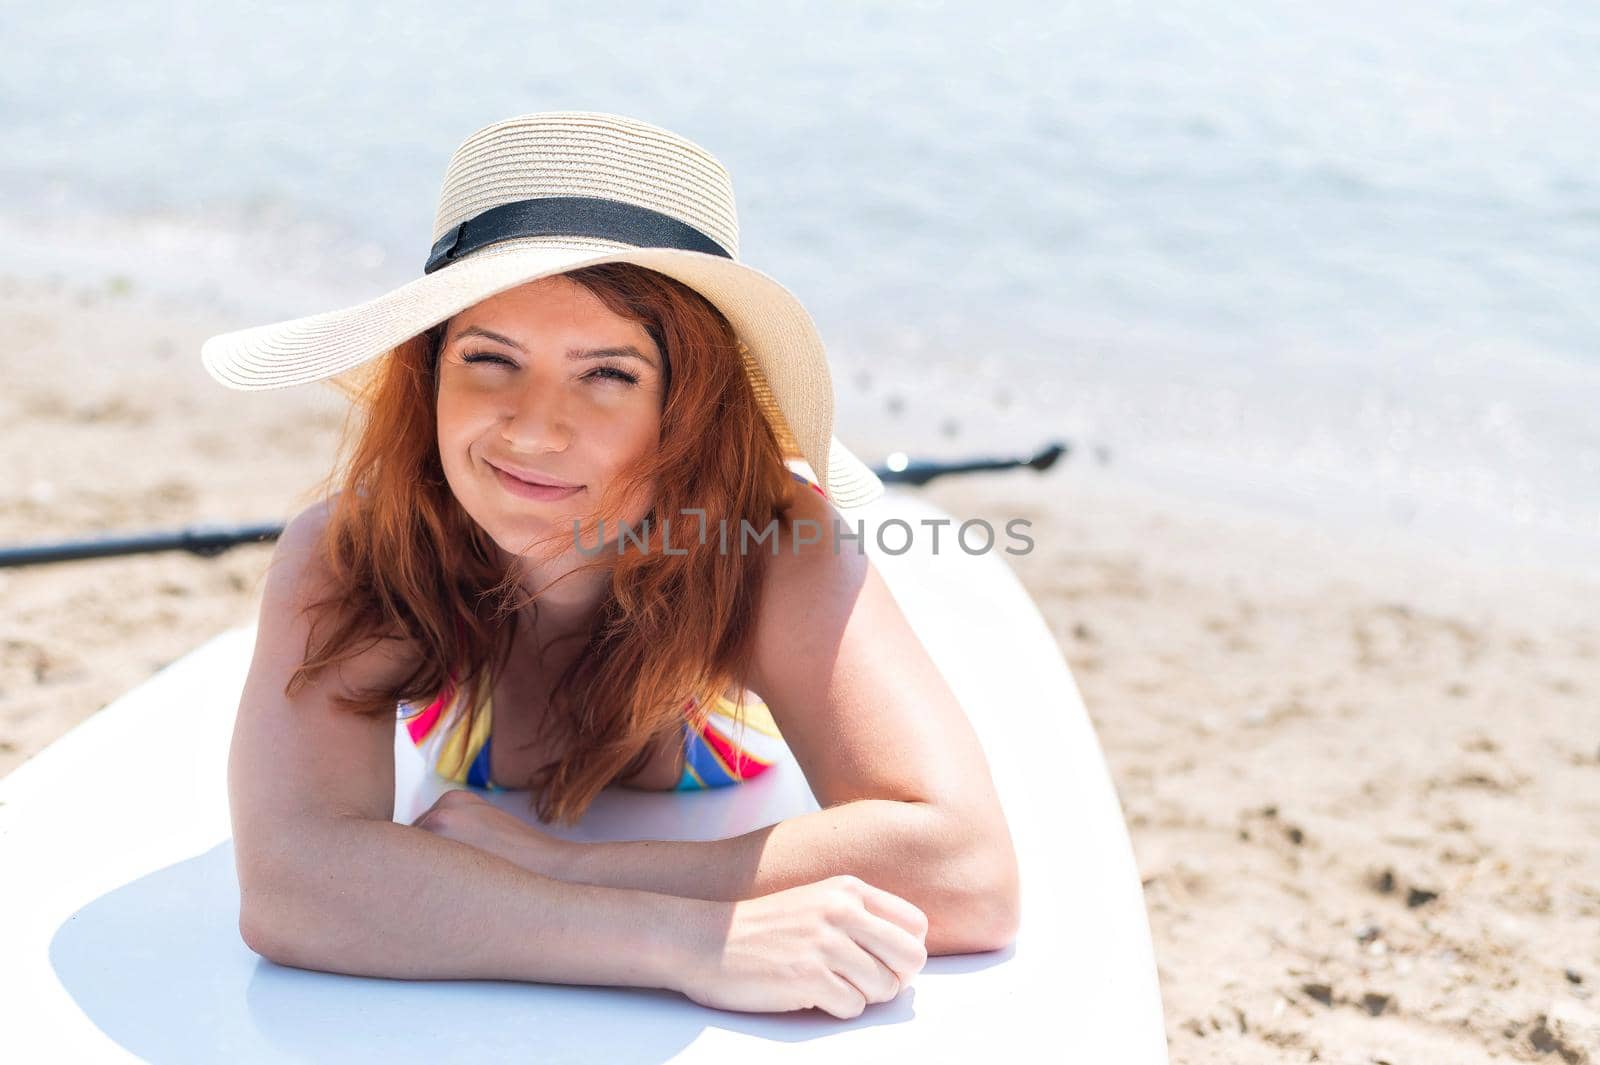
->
[499,378,573,453]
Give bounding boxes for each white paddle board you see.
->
[0,490,1168,1062]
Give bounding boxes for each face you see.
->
[434,275,666,566]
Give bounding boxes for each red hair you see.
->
[285,262,800,825]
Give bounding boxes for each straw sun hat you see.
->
[200,110,885,509]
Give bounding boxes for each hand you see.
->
[674,874,929,1019]
[411,788,573,878]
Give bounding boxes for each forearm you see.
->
[558,799,1013,954]
[237,813,705,988]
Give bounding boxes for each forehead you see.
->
[446,276,639,338]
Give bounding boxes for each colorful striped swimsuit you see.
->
[397,469,825,792]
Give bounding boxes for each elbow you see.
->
[239,903,286,963]
[932,804,1022,953]
[926,842,1021,955]
[925,877,1019,955]
[238,896,296,965]
[232,812,390,967]
[235,858,311,966]
[978,865,1021,949]
[957,861,1021,954]
[239,886,327,969]
[232,814,352,965]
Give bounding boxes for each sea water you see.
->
[4,1,1596,575]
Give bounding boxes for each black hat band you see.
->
[424,195,733,274]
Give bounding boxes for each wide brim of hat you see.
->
[200,238,885,509]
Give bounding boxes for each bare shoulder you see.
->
[261,497,336,629]
[269,496,351,604]
[745,481,983,810]
[747,481,872,692]
[771,478,870,588]
[263,496,338,619]
[266,497,417,690]
[231,495,418,838]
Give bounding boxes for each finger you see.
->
[856,883,930,939]
[827,934,903,1005]
[837,908,928,986]
[816,967,870,1020]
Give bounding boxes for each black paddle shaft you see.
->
[0,441,1068,568]
[0,523,283,567]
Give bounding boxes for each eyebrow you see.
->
[446,325,658,369]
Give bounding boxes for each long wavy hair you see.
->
[284,262,801,825]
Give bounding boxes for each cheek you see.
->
[434,405,465,466]
[435,395,490,489]
[591,404,660,479]
[609,406,661,457]
[605,411,664,523]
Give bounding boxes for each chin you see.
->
[445,490,557,561]
[485,508,585,558]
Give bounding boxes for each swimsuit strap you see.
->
[671,469,816,790]
[676,690,787,790]
[401,665,503,791]
[790,468,827,499]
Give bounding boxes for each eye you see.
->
[586,366,640,385]
[460,350,514,367]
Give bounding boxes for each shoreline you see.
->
[9,191,1599,580]
[3,273,1596,1061]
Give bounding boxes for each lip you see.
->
[489,462,585,502]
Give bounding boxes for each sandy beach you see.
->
[3,273,1596,1063]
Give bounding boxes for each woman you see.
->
[207,111,1018,1019]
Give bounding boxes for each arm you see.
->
[240,813,698,985]
[232,501,701,988]
[556,798,1008,956]
[457,488,1019,955]
[731,490,1018,952]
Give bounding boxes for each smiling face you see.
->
[434,275,667,567]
